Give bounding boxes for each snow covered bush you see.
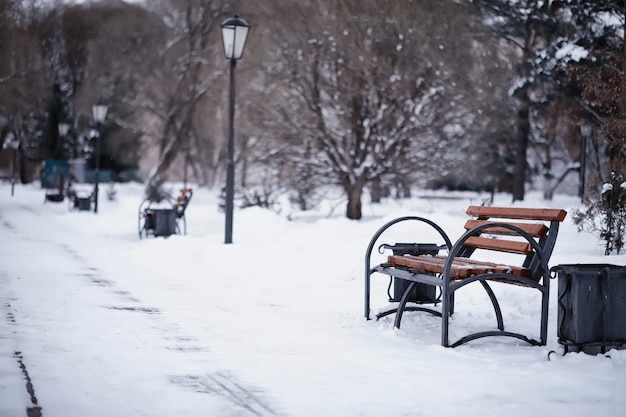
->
[573,172,626,255]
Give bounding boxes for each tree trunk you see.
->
[513,11,534,202]
[512,93,529,201]
[543,173,553,200]
[402,176,412,199]
[346,181,366,220]
[144,134,181,198]
[369,177,382,203]
[542,139,553,200]
[19,153,38,184]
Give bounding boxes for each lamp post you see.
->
[58,121,70,158]
[3,134,20,196]
[58,122,70,140]
[57,121,71,197]
[220,15,250,244]
[92,103,108,214]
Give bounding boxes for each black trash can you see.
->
[382,243,441,303]
[74,197,91,211]
[152,209,177,237]
[552,264,626,354]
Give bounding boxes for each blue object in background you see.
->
[41,159,69,189]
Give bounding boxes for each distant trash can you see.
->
[75,197,91,211]
[152,209,177,237]
[45,193,65,202]
[552,264,626,354]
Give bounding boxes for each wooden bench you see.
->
[138,188,193,238]
[364,206,567,347]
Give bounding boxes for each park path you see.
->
[0,199,280,417]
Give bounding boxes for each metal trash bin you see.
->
[552,264,626,354]
[152,209,177,237]
[45,193,64,202]
[75,197,91,211]
[381,243,441,303]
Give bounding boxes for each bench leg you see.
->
[540,283,549,345]
[480,281,504,331]
[443,281,504,347]
[389,281,443,328]
[449,292,455,316]
[441,291,453,347]
[394,281,416,328]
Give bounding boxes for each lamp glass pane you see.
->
[58,123,70,136]
[92,104,108,122]
[221,26,235,59]
[232,25,250,59]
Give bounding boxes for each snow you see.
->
[555,42,589,62]
[602,182,614,194]
[1,181,625,417]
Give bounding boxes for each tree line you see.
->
[0,0,624,225]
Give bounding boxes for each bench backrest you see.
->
[460,206,567,279]
[174,188,193,215]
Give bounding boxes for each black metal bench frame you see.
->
[138,188,193,238]
[365,206,567,347]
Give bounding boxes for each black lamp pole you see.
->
[225,57,236,244]
[220,15,250,244]
[57,121,71,197]
[11,148,16,196]
[92,103,108,214]
[3,135,20,196]
[94,127,101,213]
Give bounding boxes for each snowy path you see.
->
[0,196,280,417]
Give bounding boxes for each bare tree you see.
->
[260,0,497,219]
[0,0,48,181]
[128,0,235,197]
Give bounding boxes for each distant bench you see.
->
[365,206,567,347]
[138,188,193,238]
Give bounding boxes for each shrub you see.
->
[572,172,626,255]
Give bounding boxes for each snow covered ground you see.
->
[1,181,625,417]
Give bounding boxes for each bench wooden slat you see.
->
[463,236,533,254]
[388,254,531,279]
[464,220,548,238]
[430,255,531,277]
[466,206,567,222]
[388,255,480,278]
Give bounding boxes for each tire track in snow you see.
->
[14,349,43,417]
[2,301,43,417]
[170,372,280,417]
[1,213,44,417]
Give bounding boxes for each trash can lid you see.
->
[551,263,626,274]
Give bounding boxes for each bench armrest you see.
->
[364,215,453,319]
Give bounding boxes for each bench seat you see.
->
[386,254,531,279]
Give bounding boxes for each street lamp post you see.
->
[57,121,71,197]
[58,121,70,158]
[220,15,250,244]
[4,135,20,196]
[92,103,108,214]
[58,122,70,140]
